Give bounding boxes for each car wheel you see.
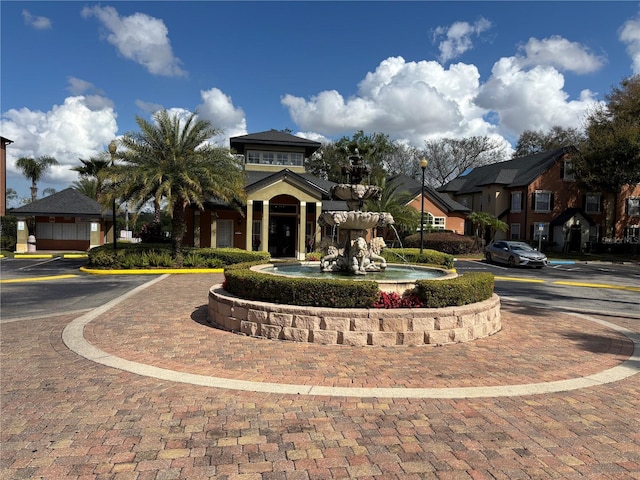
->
[508,256,516,267]
[485,252,492,263]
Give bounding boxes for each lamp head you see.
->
[420,158,428,170]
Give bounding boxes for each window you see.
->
[36,222,90,240]
[511,192,522,212]
[585,193,601,214]
[246,150,305,167]
[252,220,261,250]
[626,197,640,217]
[216,219,233,248]
[533,191,552,212]
[563,159,575,181]
[419,213,445,231]
[624,225,639,243]
[510,223,520,240]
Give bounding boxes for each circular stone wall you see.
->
[208,285,501,346]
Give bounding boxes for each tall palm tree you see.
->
[71,177,98,200]
[113,109,246,262]
[15,155,59,203]
[71,155,110,202]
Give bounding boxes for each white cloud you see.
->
[81,5,187,77]
[282,56,495,146]
[475,57,602,136]
[619,13,640,74]
[135,100,164,115]
[516,36,606,74]
[197,88,247,144]
[433,17,491,63]
[22,9,52,30]
[1,96,118,187]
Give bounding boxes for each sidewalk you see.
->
[2,273,639,479]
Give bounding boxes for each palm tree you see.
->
[112,109,246,262]
[365,177,420,238]
[15,155,59,203]
[71,177,98,200]
[71,155,110,202]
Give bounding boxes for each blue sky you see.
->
[2,1,640,203]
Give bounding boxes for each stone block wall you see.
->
[208,284,501,346]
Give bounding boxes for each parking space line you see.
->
[553,280,640,292]
[1,274,79,284]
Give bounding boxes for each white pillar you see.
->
[298,201,306,260]
[315,201,322,246]
[261,200,269,253]
[245,200,253,251]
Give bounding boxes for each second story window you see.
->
[585,193,602,214]
[626,197,640,217]
[511,191,522,212]
[246,150,304,167]
[533,190,553,213]
[562,159,575,181]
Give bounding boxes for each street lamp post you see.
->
[420,158,428,255]
[108,140,118,251]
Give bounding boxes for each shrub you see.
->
[138,222,169,243]
[224,264,380,308]
[403,232,478,254]
[414,272,494,308]
[382,248,454,269]
[373,291,424,309]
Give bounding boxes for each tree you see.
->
[573,75,640,237]
[15,155,59,203]
[41,188,56,197]
[422,137,507,188]
[306,131,400,183]
[72,177,98,200]
[513,126,586,158]
[364,177,420,238]
[112,109,247,262]
[467,211,508,250]
[5,188,18,208]
[71,155,110,202]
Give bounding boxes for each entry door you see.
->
[216,219,233,248]
[269,217,296,257]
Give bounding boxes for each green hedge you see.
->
[403,232,478,255]
[224,264,380,308]
[87,244,270,269]
[414,272,494,308]
[223,263,493,309]
[382,248,454,269]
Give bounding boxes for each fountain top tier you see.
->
[329,149,382,212]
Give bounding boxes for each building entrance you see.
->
[269,216,297,257]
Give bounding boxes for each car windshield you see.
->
[511,243,534,252]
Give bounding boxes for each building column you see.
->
[261,200,269,253]
[315,201,322,246]
[210,213,217,248]
[90,220,101,249]
[298,201,306,260]
[15,217,28,253]
[245,200,254,251]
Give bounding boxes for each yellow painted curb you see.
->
[1,274,78,283]
[63,254,89,259]
[14,254,53,259]
[494,276,545,283]
[80,267,225,275]
[553,280,640,292]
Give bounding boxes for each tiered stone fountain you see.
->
[318,149,394,275]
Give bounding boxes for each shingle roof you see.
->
[230,130,321,157]
[439,147,576,195]
[387,173,470,213]
[10,188,108,217]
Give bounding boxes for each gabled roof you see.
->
[439,146,576,195]
[10,188,108,217]
[245,168,331,198]
[230,130,321,157]
[550,207,595,227]
[387,173,470,213]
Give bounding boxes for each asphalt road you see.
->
[1,256,639,321]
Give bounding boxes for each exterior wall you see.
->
[407,196,466,234]
[15,215,105,252]
[615,184,640,239]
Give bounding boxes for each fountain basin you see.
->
[253,262,456,295]
[318,211,394,230]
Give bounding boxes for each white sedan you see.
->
[484,241,548,268]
